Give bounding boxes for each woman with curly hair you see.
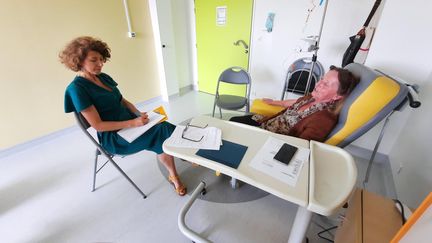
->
[60,36,186,196]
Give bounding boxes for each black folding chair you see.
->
[74,112,147,199]
[212,66,252,118]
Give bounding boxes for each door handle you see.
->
[233,39,249,51]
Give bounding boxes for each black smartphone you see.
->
[273,143,298,165]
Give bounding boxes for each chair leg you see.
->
[230,177,239,189]
[212,99,217,117]
[107,157,147,199]
[219,107,222,119]
[92,149,99,192]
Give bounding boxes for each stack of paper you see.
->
[249,137,310,187]
[164,125,222,150]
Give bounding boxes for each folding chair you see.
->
[74,112,147,199]
[212,67,252,118]
[281,57,325,99]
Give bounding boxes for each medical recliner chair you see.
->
[325,63,420,186]
[249,63,420,187]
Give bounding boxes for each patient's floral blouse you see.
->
[252,96,335,135]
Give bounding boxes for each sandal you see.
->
[168,175,187,196]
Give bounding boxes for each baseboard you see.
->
[134,95,164,109]
[0,126,78,159]
[344,144,389,164]
[167,85,194,101]
[179,84,194,95]
[0,96,163,159]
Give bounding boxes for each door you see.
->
[195,0,253,95]
[156,0,179,96]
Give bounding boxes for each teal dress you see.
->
[64,73,175,155]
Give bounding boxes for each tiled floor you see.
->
[0,91,395,243]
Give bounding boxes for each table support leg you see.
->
[178,181,211,243]
[287,207,313,243]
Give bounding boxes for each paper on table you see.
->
[118,111,165,143]
[164,125,222,150]
[249,136,310,187]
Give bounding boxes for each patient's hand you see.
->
[262,98,274,105]
[262,98,295,108]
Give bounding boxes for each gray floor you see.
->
[0,91,395,243]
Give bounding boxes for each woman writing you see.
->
[60,36,186,196]
[230,66,359,142]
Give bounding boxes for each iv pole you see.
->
[304,0,330,94]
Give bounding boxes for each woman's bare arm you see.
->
[121,98,142,115]
[81,105,148,132]
[262,98,296,107]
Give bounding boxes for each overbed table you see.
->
[163,115,357,243]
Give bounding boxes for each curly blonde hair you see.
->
[59,36,111,72]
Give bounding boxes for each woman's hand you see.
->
[131,114,149,127]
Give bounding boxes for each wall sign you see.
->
[216,6,227,26]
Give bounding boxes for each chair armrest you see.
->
[307,141,357,216]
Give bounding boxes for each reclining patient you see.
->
[230,66,359,142]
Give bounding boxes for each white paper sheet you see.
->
[249,136,309,187]
[117,111,165,143]
[164,125,222,150]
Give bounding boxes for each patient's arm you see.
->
[291,112,337,142]
[262,98,296,108]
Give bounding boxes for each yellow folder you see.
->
[153,106,168,123]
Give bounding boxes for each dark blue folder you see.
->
[195,140,248,169]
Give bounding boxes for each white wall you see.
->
[364,0,432,208]
[249,0,378,100]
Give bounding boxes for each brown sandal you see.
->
[168,175,187,196]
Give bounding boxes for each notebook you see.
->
[117,106,167,143]
[195,140,247,169]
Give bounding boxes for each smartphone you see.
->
[273,143,298,165]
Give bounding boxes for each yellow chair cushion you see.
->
[250,99,285,117]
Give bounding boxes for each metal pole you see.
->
[178,182,211,243]
[304,0,330,95]
[287,207,313,243]
[363,111,394,188]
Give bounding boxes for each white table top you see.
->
[163,115,357,215]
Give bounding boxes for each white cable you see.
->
[122,0,135,38]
